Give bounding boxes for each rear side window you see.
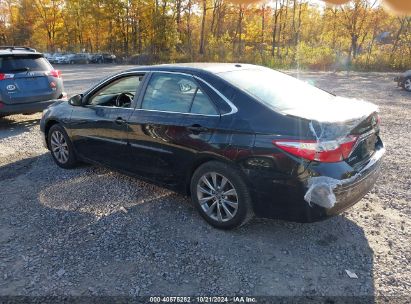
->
[191,89,217,115]
[141,73,218,115]
[219,68,333,112]
[0,55,51,73]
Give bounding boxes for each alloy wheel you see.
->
[196,172,239,222]
[50,130,69,164]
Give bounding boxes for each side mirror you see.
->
[68,94,83,106]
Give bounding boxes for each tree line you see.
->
[0,0,410,70]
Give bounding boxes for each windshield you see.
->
[0,55,51,73]
[219,68,334,112]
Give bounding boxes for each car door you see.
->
[69,73,146,170]
[126,72,221,184]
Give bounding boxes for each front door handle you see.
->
[115,117,126,125]
[187,124,209,134]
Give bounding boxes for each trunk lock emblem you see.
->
[6,84,16,91]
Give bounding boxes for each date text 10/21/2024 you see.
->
[149,296,257,303]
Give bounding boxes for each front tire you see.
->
[190,161,254,229]
[48,124,78,169]
[402,77,411,92]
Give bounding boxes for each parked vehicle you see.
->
[40,63,384,229]
[53,53,67,64]
[60,53,74,64]
[43,53,53,62]
[48,53,62,64]
[66,53,91,64]
[90,54,102,63]
[0,46,66,117]
[91,53,116,64]
[394,70,411,92]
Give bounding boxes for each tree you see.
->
[33,0,64,51]
[0,0,409,70]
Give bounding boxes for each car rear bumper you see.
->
[245,145,385,223]
[0,100,56,116]
[325,147,384,216]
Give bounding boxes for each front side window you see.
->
[141,73,218,115]
[88,75,143,108]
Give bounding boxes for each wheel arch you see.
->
[44,119,61,149]
[184,154,245,196]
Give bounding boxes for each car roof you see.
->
[125,63,264,75]
[0,46,43,57]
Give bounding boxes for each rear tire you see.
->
[48,124,78,169]
[402,77,411,92]
[190,161,254,229]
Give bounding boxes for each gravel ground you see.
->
[0,65,410,300]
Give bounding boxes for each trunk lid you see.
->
[284,97,380,166]
[282,96,378,124]
[346,112,380,167]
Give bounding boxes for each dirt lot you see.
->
[0,65,410,300]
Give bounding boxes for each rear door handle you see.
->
[115,117,126,125]
[187,124,209,134]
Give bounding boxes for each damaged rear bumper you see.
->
[247,146,384,223]
[327,149,383,216]
[305,146,385,217]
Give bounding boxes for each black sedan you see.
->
[40,63,385,229]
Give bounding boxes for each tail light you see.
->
[273,135,358,163]
[48,70,62,78]
[0,73,14,81]
[0,102,4,109]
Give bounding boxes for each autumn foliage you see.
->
[0,0,410,71]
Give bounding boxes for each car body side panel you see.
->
[40,100,73,141]
[68,106,132,170]
[126,110,221,186]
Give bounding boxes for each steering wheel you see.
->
[115,92,134,107]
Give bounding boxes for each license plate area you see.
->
[361,134,377,157]
[348,132,377,166]
[17,76,50,90]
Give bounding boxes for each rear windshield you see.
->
[0,55,51,73]
[218,68,333,112]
